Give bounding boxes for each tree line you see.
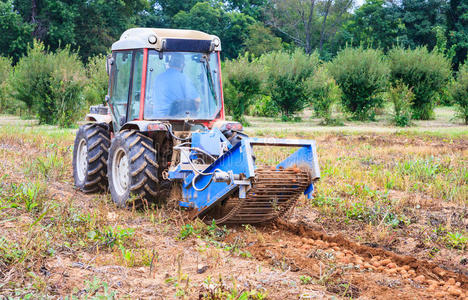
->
[0,0,466,127]
[0,0,466,67]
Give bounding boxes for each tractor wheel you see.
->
[107,130,160,207]
[73,123,110,193]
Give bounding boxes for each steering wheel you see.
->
[169,99,199,117]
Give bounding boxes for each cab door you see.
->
[108,51,134,131]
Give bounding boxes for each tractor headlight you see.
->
[223,122,243,131]
[212,37,220,47]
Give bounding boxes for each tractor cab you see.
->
[106,28,225,131]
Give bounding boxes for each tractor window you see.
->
[128,50,143,120]
[109,51,133,129]
[144,51,221,120]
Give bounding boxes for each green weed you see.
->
[6,181,46,212]
[299,275,313,285]
[200,276,267,300]
[445,231,467,250]
[87,226,135,249]
[67,277,116,299]
[0,236,24,265]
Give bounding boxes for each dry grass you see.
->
[0,112,466,298]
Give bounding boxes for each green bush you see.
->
[0,57,12,112]
[388,47,452,120]
[328,47,389,121]
[9,41,86,127]
[260,49,319,120]
[223,54,263,125]
[306,65,342,125]
[249,95,279,117]
[451,63,468,124]
[388,81,414,127]
[9,41,52,117]
[84,54,108,106]
[48,47,87,127]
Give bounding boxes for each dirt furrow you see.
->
[237,220,468,299]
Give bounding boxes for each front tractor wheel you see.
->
[73,123,110,193]
[108,130,160,207]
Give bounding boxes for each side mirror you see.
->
[105,95,110,104]
[106,55,114,76]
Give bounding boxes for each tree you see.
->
[340,0,407,51]
[74,0,148,60]
[0,0,33,61]
[157,0,204,18]
[446,0,468,70]
[260,49,320,120]
[306,65,342,124]
[223,54,263,125]
[225,0,268,19]
[451,63,468,124]
[329,47,389,120]
[9,41,87,127]
[12,0,148,61]
[172,2,255,59]
[399,0,447,50]
[388,47,452,120]
[265,0,353,54]
[243,23,283,57]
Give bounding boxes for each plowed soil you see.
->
[0,119,467,299]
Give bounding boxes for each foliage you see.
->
[250,95,279,117]
[446,0,468,70]
[0,0,33,62]
[306,65,342,125]
[0,56,15,113]
[451,63,468,124]
[265,0,354,54]
[399,0,447,50]
[328,47,389,120]
[243,23,283,57]
[223,54,263,125]
[87,226,135,249]
[388,47,452,120]
[9,41,87,127]
[9,41,51,115]
[200,276,267,300]
[444,231,467,250]
[260,49,319,120]
[0,0,465,72]
[341,0,407,51]
[84,54,108,105]
[172,2,255,59]
[388,81,414,127]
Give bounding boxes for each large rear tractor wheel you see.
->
[108,130,160,207]
[73,123,110,193]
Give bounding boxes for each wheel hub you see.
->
[112,148,130,196]
[77,139,88,182]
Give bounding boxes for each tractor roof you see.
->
[112,28,221,52]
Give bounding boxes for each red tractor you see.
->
[73,28,320,224]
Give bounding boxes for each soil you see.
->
[0,121,467,299]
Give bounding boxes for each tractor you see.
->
[72,28,320,224]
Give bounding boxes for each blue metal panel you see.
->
[276,145,320,199]
[191,130,223,156]
[169,134,321,214]
[181,139,256,211]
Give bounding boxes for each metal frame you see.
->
[168,135,320,215]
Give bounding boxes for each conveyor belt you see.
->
[204,167,311,224]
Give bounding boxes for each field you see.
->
[0,108,467,299]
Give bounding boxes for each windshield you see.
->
[144,50,222,120]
